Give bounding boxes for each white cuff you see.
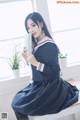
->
[36,62,45,72]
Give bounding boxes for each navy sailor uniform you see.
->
[11,36,79,116]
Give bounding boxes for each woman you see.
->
[11,12,79,120]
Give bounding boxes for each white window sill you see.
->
[0,65,31,83]
[67,62,80,67]
[60,64,80,80]
[0,63,80,83]
[0,72,30,83]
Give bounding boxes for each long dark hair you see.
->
[25,12,52,47]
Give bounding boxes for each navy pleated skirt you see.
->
[11,77,79,116]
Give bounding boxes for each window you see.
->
[47,0,80,65]
[0,0,33,79]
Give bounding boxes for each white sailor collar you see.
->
[37,36,53,44]
[33,36,55,53]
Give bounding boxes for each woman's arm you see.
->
[22,43,60,76]
[36,43,60,75]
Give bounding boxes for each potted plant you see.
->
[8,47,21,77]
[1,45,21,77]
[9,50,20,70]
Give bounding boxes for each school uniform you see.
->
[11,36,79,116]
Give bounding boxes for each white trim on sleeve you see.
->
[36,62,45,72]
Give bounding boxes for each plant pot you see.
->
[12,69,20,77]
[59,58,67,69]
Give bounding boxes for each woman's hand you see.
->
[27,53,38,67]
[22,47,38,67]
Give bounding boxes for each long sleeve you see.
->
[36,43,60,76]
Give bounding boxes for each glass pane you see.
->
[47,0,80,64]
[0,0,33,40]
[47,0,80,32]
[0,37,26,79]
[0,0,33,79]
[52,29,80,65]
